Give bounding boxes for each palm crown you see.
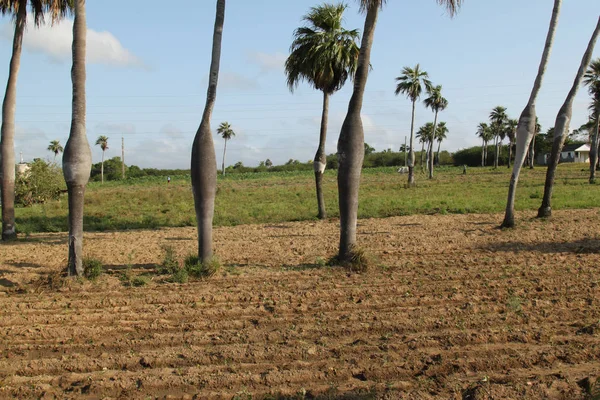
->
[395,64,432,103]
[285,3,360,95]
[358,0,462,14]
[477,123,493,142]
[436,122,448,142]
[95,135,108,151]
[0,0,72,26]
[47,139,63,155]
[416,123,435,143]
[583,59,600,94]
[217,122,235,140]
[424,85,448,113]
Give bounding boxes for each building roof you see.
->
[562,143,590,152]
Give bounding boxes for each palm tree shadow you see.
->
[481,238,600,254]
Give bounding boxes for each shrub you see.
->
[15,159,65,206]
[83,258,103,281]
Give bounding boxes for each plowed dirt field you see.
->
[1,210,599,399]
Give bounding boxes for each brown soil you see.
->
[1,210,600,399]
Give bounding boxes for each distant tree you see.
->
[489,106,508,169]
[423,84,448,177]
[285,2,359,219]
[265,159,273,168]
[395,64,431,185]
[416,122,434,169]
[217,121,235,176]
[477,122,492,166]
[233,161,243,169]
[95,135,109,183]
[435,122,448,165]
[505,119,518,168]
[364,142,375,155]
[47,140,64,162]
[528,118,542,168]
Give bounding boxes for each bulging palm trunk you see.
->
[502,0,561,228]
[539,18,599,215]
[191,0,224,263]
[63,0,92,276]
[407,101,416,185]
[337,3,378,261]
[314,91,329,219]
[428,111,439,179]
[0,1,26,241]
[589,114,600,183]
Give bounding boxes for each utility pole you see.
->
[121,135,125,179]
[404,136,407,167]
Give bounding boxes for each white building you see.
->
[541,143,590,165]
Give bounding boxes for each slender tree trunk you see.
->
[494,136,499,169]
[54,153,57,162]
[481,139,485,167]
[191,0,224,263]
[337,3,378,261]
[63,0,92,276]
[428,111,439,179]
[589,112,600,183]
[403,136,407,167]
[407,100,416,186]
[539,17,599,215]
[314,91,329,219]
[222,138,227,176]
[529,134,536,168]
[507,140,512,168]
[501,0,561,228]
[100,150,104,183]
[436,140,441,166]
[420,140,425,171]
[0,0,26,241]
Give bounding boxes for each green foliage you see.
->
[184,255,220,279]
[131,276,150,287]
[83,258,103,281]
[160,245,180,274]
[328,247,371,273]
[15,159,65,207]
[91,157,125,182]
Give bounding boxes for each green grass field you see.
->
[15,164,600,234]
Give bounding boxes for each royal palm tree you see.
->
[435,121,448,165]
[191,0,225,263]
[583,58,600,183]
[416,122,434,169]
[506,119,518,168]
[538,17,600,217]
[0,0,71,241]
[502,0,561,228]
[63,0,92,276]
[489,106,507,168]
[423,84,448,178]
[336,0,461,263]
[285,2,359,219]
[217,121,235,176]
[395,64,431,185]
[477,122,492,166]
[95,135,108,183]
[47,140,64,162]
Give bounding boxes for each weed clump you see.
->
[184,255,220,279]
[328,247,372,273]
[83,258,103,281]
[160,245,180,274]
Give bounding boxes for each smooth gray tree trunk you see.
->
[529,134,536,168]
[493,136,499,169]
[337,3,378,261]
[589,114,600,183]
[507,140,512,168]
[100,149,105,183]
[314,91,329,219]
[481,139,485,167]
[539,17,599,215]
[0,0,26,241]
[407,100,416,186]
[436,140,441,166]
[501,0,561,228]
[191,0,224,263]
[420,140,425,172]
[63,0,92,276]
[428,110,439,179]
[222,138,227,176]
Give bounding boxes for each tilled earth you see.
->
[0,210,599,399]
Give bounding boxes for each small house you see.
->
[540,143,590,165]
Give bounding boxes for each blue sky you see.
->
[1,0,599,169]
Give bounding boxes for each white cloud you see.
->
[0,17,145,68]
[247,51,287,73]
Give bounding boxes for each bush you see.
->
[83,258,103,281]
[15,159,65,206]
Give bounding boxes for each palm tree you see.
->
[583,58,600,183]
[285,3,359,219]
[505,119,518,168]
[47,140,64,162]
[395,64,431,185]
[191,0,224,264]
[95,135,108,183]
[63,0,92,276]
[538,17,600,217]
[528,118,541,168]
[423,85,448,178]
[489,106,507,169]
[477,122,492,166]
[416,122,433,170]
[217,122,235,176]
[502,0,561,228]
[336,0,461,263]
[0,0,71,241]
[435,121,448,165]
